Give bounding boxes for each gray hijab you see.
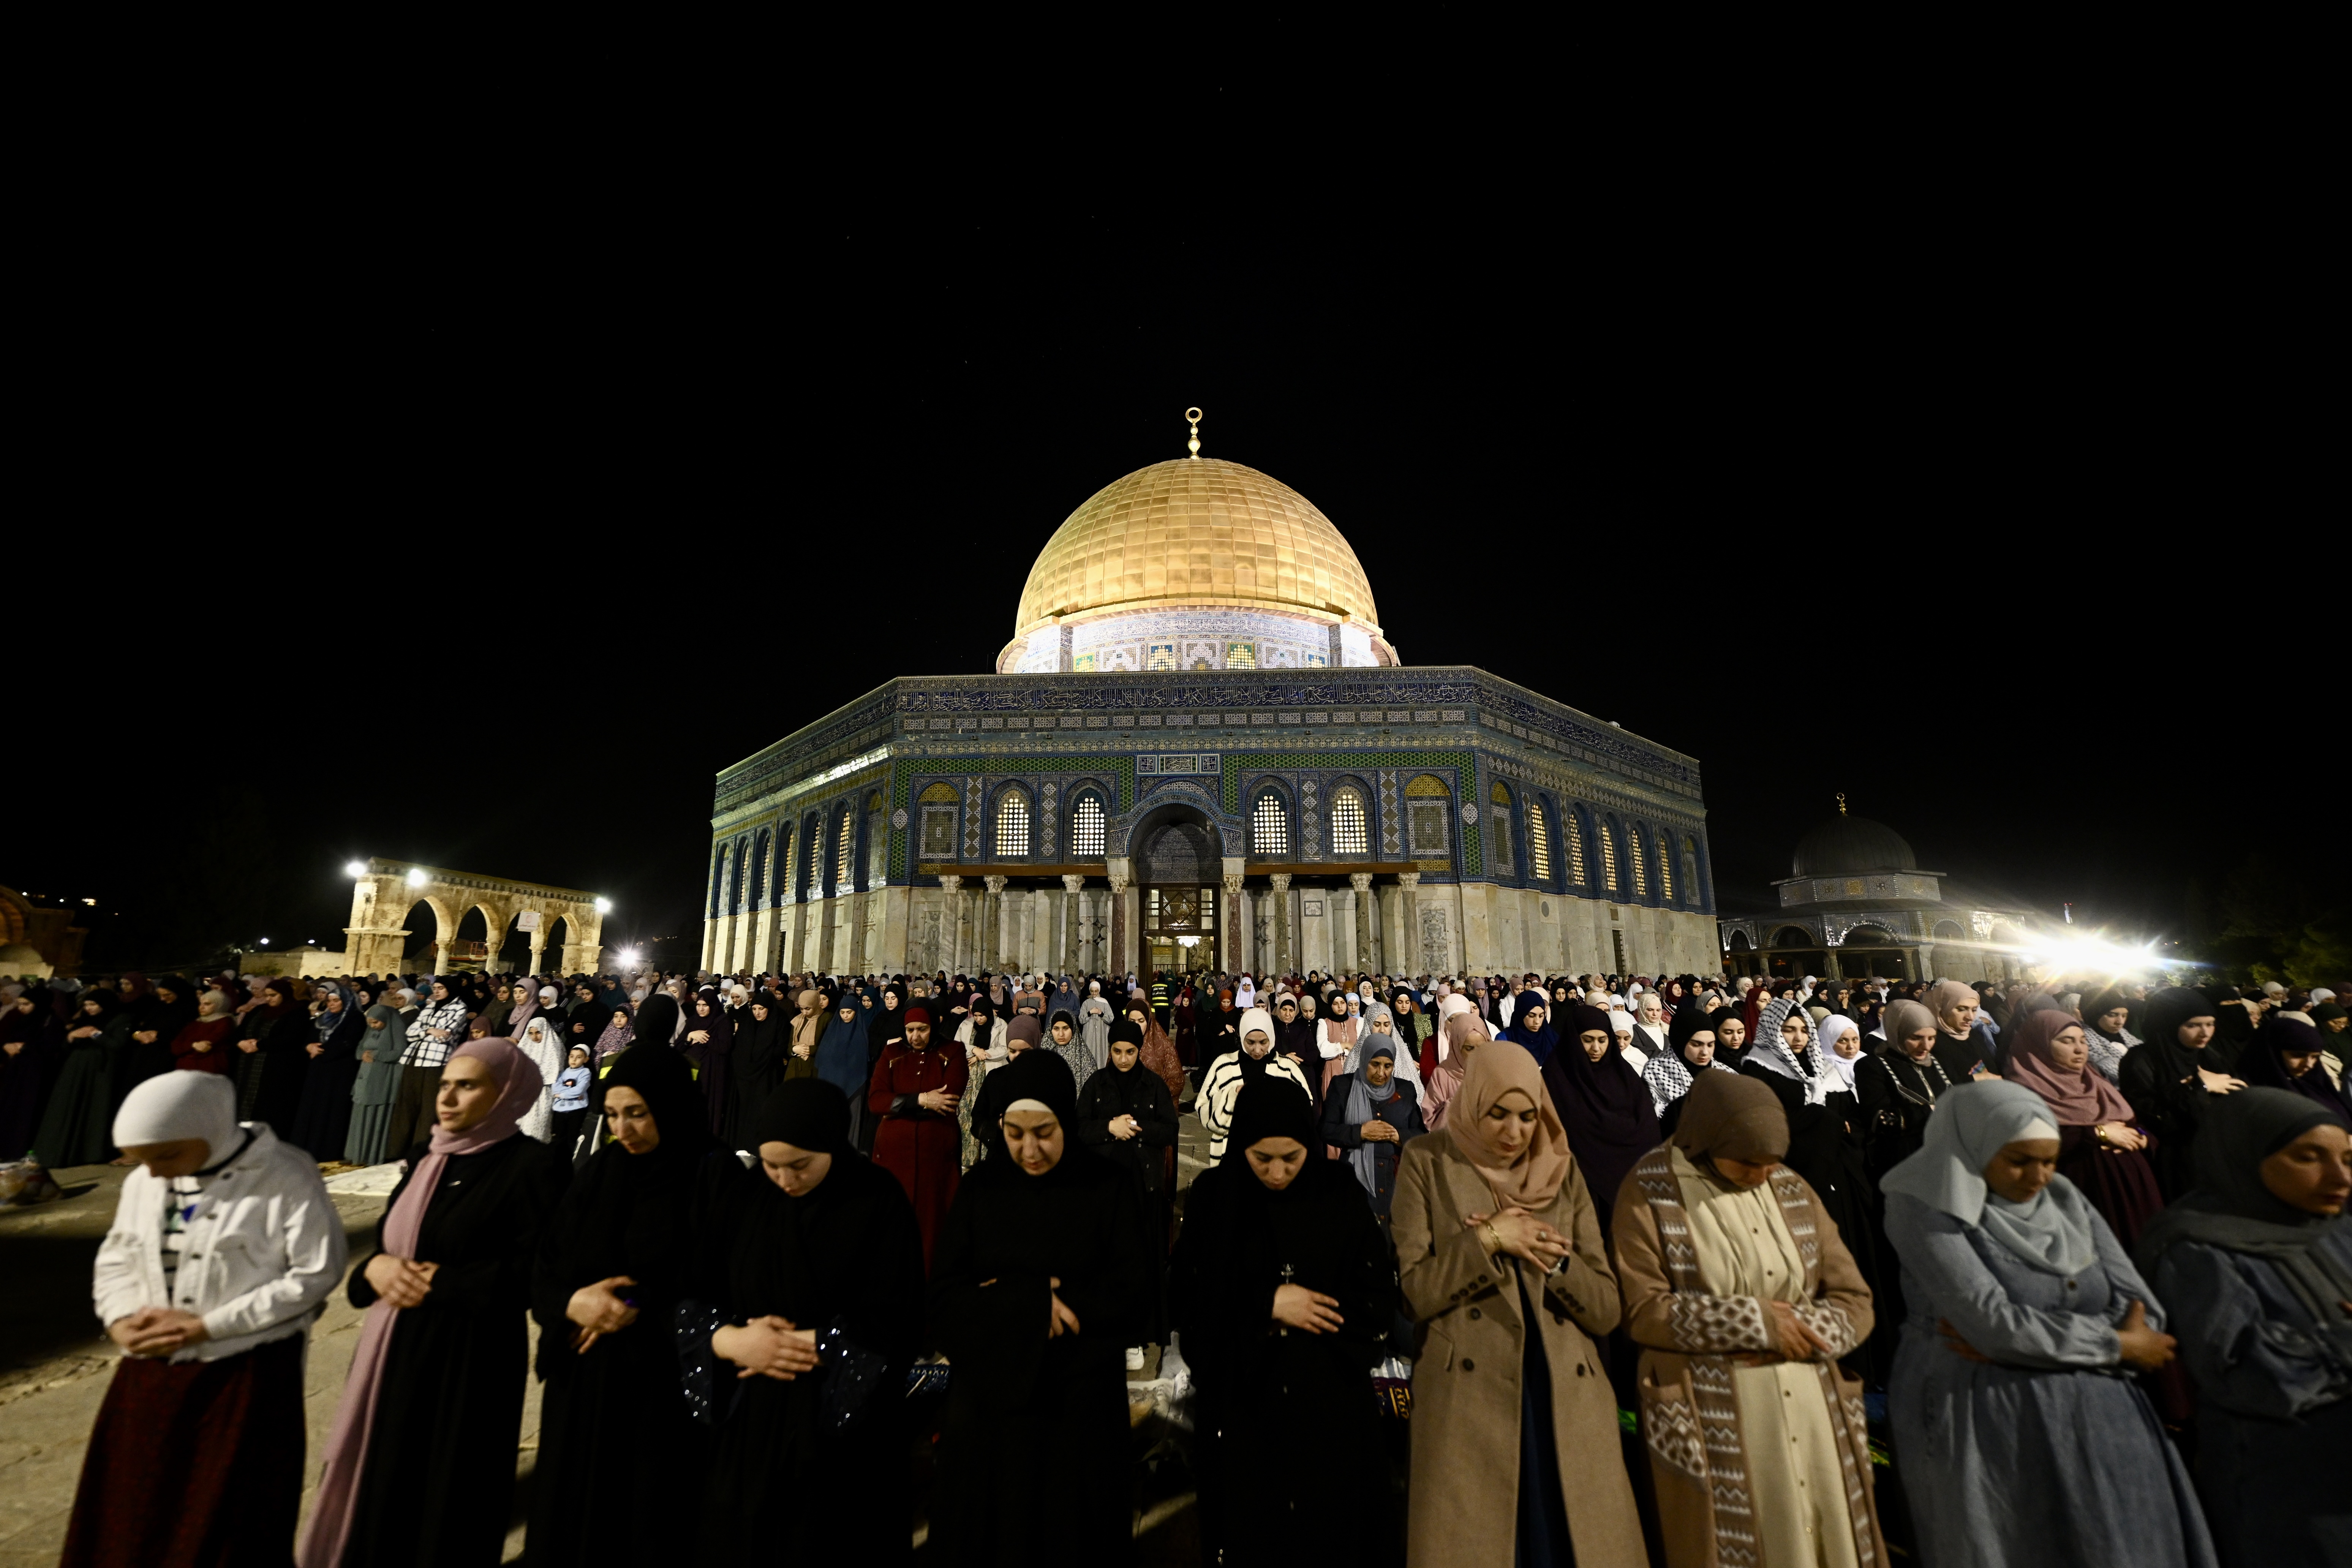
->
[2135,1087,2352,1367]
[1879,1078,2097,1276]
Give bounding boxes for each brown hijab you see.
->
[1450,1039,1573,1209]
[2001,1002,2137,1127]
[1670,1072,1789,1165]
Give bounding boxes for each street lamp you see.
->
[594,897,613,913]
[345,860,368,878]
[407,869,428,889]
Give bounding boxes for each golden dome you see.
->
[1013,458,1383,638]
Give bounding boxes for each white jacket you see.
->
[1197,1050,1314,1162]
[91,1122,349,1362]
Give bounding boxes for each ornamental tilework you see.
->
[1218,750,1478,876]
[887,755,1141,881]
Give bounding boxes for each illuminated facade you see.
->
[702,435,1719,980]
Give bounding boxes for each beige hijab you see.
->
[1449,1038,1573,1209]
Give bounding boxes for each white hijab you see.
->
[114,1071,241,1163]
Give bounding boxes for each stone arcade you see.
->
[700,432,1721,981]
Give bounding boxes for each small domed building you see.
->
[1715,799,2034,983]
[699,424,1721,981]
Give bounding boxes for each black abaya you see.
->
[1168,1144,1395,1566]
[286,1009,365,1159]
[342,1133,568,1568]
[526,1051,717,1566]
[1075,1061,1179,1338]
[234,1003,313,1137]
[678,1149,927,1563]
[929,1137,1153,1565]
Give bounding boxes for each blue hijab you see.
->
[813,999,873,1100]
[1500,998,1559,1066]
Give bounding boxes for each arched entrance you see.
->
[1132,804,1220,980]
[1838,925,1911,980]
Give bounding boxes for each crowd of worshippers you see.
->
[8,961,2351,1567]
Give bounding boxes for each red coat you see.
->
[868,1043,968,1269]
[171,1018,237,1073]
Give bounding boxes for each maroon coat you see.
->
[868,1042,969,1268]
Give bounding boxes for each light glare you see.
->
[345,860,368,878]
[406,868,428,888]
[594,896,613,913]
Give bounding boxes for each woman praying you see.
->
[928,1050,1154,1560]
[1172,1078,1398,1563]
[2138,1087,2352,1565]
[169,987,239,1075]
[1079,1019,1180,1363]
[2232,1014,2352,1125]
[60,1072,347,1568]
[681,990,737,1140]
[299,1040,567,1568]
[1643,1006,1736,1124]
[2123,986,2247,1199]
[1395,1038,1645,1567]
[526,1042,715,1564]
[1541,1005,1660,1231]
[1881,1079,2211,1568]
[342,987,409,1166]
[813,995,874,1150]
[1320,1038,1425,1225]
[678,1078,926,1561]
[1613,1072,1885,1568]
[2001,996,2165,1249]
[866,1004,964,1268]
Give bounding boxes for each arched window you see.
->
[918,781,958,860]
[996,790,1031,858]
[727,845,744,912]
[1252,790,1290,857]
[749,830,770,905]
[1628,825,1650,897]
[1600,820,1620,892]
[1528,800,1552,882]
[1404,773,1451,857]
[1070,792,1106,856]
[1487,782,1514,874]
[1330,786,1369,855]
[1563,809,1585,884]
[1658,828,1673,903]
[832,809,854,891]
[775,830,794,904]
[1682,835,1701,907]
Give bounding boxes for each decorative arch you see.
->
[773,829,793,906]
[1728,930,1753,952]
[796,814,821,902]
[1249,779,1292,858]
[749,829,771,906]
[1772,925,1816,948]
[1563,805,1589,886]
[1681,835,1704,909]
[917,781,959,861]
[1486,781,1515,875]
[1627,822,1652,899]
[864,792,887,887]
[1933,919,1966,940]
[708,845,729,918]
[1328,778,1372,857]
[1527,795,1555,885]
[1598,816,1622,894]
[828,803,856,891]
[1403,773,1451,858]
[991,783,1033,859]
[1068,784,1110,857]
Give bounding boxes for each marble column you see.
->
[1108,873,1130,978]
[1268,873,1292,978]
[983,876,1008,972]
[936,877,962,975]
[1395,872,1421,978]
[1232,869,1251,982]
[1062,876,1084,972]
[1348,873,1374,973]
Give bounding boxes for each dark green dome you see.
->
[1792,812,1916,877]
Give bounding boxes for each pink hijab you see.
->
[2002,1006,2135,1128]
[299,1039,542,1568]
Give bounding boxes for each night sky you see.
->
[32,203,2316,974]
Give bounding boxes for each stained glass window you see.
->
[1331,788,1368,854]
[1252,792,1289,856]
[997,792,1030,858]
[1071,794,1105,856]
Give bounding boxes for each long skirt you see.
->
[33,1047,114,1167]
[62,1334,306,1568]
[344,1100,394,1166]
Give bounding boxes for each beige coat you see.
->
[1393,1130,1648,1568]
[1610,1146,1885,1568]
[784,993,825,1081]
